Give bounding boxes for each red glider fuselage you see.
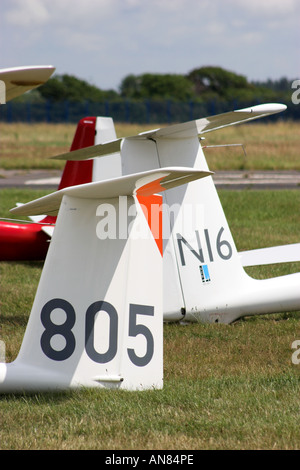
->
[0,217,54,261]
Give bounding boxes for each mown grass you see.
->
[0,188,299,450]
[0,120,299,170]
[203,120,300,170]
[0,122,159,170]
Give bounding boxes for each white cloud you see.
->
[234,0,298,15]
[1,0,299,88]
[4,0,120,28]
[5,0,49,26]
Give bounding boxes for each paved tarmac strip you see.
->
[0,170,62,189]
[0,169,300,190]
[213,170,300,190]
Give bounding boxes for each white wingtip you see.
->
[235,103,287,114]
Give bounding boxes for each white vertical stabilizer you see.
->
[92,117,122,181]
[2,167,210,392]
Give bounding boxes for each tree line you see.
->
[16,66,295,105]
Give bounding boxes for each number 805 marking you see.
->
[40,298,154,367]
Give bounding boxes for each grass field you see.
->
[0,188,299,450]
[0,121,299,450]
[0,120,299,171]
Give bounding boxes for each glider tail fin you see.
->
[37,117,97,228]
[159,141,247,323]
[58,116,117,190]
[2,167,210,392]
[154,134,300,324]
[58,117,96,189]
[1,180,162,392]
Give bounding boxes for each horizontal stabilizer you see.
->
[11,167,212,216]
[0,65,55,103]
[50,103,286,162]
[128,103,287,140]
[52,138,122,161]
[240,243,300,266]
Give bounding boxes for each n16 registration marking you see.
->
[177,226,233,266]
[40,298,154,367]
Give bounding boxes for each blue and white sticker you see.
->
[199,264,211,283]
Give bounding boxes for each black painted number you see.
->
[40,298,155,367]
[41,298,76,361]
[85,300,118,363]
[128,304,154,366]
[216,227,232,260]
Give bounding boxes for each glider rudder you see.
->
[1,168,211,392]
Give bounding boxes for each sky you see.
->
[1,0,299,91]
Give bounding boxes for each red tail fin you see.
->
[58,117,96,190]
[38,118,96,227]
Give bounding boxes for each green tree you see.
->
[39,74,118,102]
[119,74,141,99]
[120,73,195,100]
[186,66,253,100]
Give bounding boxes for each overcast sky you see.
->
[1,0,299,91]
